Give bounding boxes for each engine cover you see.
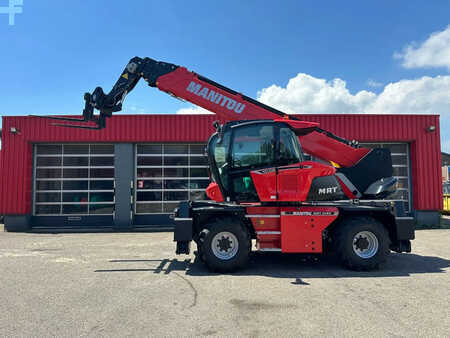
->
[251,161,339,202]
[306,175,347,201]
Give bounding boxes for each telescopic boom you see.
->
[40,57,369,167]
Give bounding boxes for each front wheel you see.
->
[200,218,251,272]
[334,217,390,271]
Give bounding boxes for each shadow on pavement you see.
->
[95,252,449,279]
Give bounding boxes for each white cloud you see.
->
[176,106,214,114]
[256,72,450,152]
[257,73,376,114]
[365,76,450,114]
[257,72,450,116]
[367,79,383,88]
[394,25,450,71]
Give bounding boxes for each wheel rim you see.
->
[211,231,239,260]
[352,231,379,259]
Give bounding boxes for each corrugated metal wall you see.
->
[0,114,443,214]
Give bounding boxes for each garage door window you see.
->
[135,144,209,214]
[33,144,115,215]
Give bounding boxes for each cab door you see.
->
[250,125,310,202]
[229,123,277,202]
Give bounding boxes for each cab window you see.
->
[231,124,275,168]
[279,127,302,165]
[210,131,231,189]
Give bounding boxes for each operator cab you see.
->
[206,120,397,204]
[207,120,307,202]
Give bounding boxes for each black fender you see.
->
[335,203,414,252]
[173,201,248,254]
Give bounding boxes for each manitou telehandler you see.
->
[42,57,415,271]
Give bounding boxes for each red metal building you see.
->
[0,114,443,231]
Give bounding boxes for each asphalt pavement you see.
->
[0,227,449,337]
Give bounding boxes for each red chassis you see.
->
[246,206,338,253]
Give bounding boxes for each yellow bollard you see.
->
[444,194,450,214]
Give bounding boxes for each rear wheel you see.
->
[200,218,251,272]
[334,216,390,271]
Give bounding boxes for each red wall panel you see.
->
[0,114,443,214]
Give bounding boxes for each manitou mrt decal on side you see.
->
[39,56,415,273]
[318,186,340,195]
[186,81,246,114]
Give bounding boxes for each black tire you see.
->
[334,216,390,271]
[200,218,251,272]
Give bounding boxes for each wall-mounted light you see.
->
[427,125,436,132]
[10,127,19,134]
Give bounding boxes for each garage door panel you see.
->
[135,144,210,215]
[33,144,115,217]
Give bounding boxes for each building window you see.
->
[135,144,209,214]
[33,144,115,215]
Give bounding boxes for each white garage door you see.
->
[33,144,115,216]
[135,144,210,214]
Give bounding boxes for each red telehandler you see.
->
[42,57,414,271]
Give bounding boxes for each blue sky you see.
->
[1,1,450,151]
